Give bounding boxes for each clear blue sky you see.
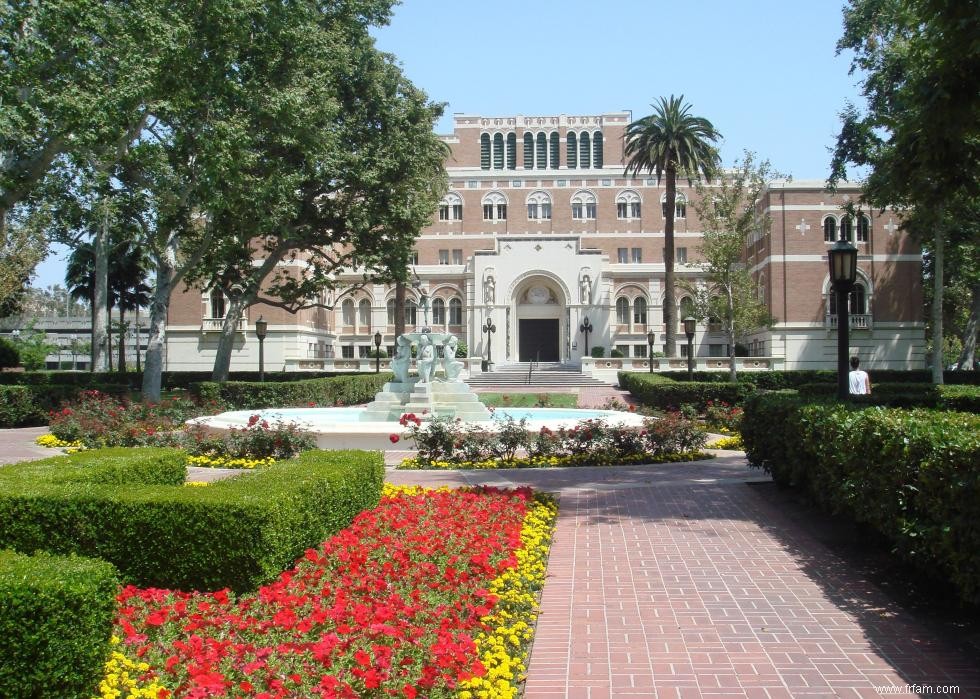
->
[34,0,863,290]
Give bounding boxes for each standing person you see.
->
[848,356,871,395]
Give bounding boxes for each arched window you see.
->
[566,132,578,169]
[616,297,630,324]
[492,133,504,169]
[449,297,463,325]
[633,297,648,325]
[405,299,417,326]
[431,298,446,325]
[506,133,517,169]
[592,131,603,168]
[549,131,560,169]
[480,133,491,170]
[857,214,870,243]
[523,133,534,169]
[679,296,695,322]
[358,299,371,327]
[342,299,355,326]
[386,299,395,324]
[661,192,686,219]
[209,290,225,319]
[526,191,552,220]
[616,190,641,219]
[829,282,868,315]
[571,191,596,220]
[823,216,837,242]
[579,131,591,169]
[482,191,507,221]
[438,192,463,221]
[840,217,853,242]
[535,132,547,169]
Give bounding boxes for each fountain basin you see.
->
[190,407,647,451]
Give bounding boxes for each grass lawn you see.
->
[478,392,579,408]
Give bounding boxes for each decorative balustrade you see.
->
[825,314,872,330]
[201,317,246,332]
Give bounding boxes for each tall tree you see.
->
[829,0,980,383]
[625,95,721,357]
[0,207,47,317]
[688,153,778,381]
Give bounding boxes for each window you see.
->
[209,290,225,319]
[527,192,553,220]
[506,133,517,169]
[483,204,494,220]
[579,131,591,169]
[617,248,629,263]
[342,299,355,326]
[857,214,870,243]
[823,216,837,242]
[616,190,642,219]
[409,250,419,265]
[452,249,463,265]
[341,345,354,359]
[661,193,686,219]
[615,344,630,357]
[492,133,504,169]
[593,131,603,168]
[432,298,446,325]
[586,201,596,219]
[631,247,642,263]
[358,299,371,328]
[679,297,695,323]
[449,297,462,325]
[633,297,648,324]
[480,133,491,170]
[439,249,449,265]
[840,217,853,242]
[616,297,630,324]
[831,283,868,315]
[358,345,372,359]
[482,192,507,221]
[405,299,417,325]
[523,133,534,169]
[633,344,647,358]
[439,193,463,221]
[566,132,577,168]
[386,299,395,324]
[709,344,728,358]
[536,132,546,169]
[676,247,687,263]
[549,131,560,169]
[680,344,689,358]
[571,191,596,220]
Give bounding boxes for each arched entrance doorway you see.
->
[511,275,567,362]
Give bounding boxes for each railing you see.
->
[526,351,539,384]
[825,313,872,330]
[201,317,246,332]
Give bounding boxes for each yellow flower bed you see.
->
[708,434,744,450]
[183,481,210,487]
[185,454,275,469]
[458,492,557,699]
[92,635,167,699]
[35,433,85,451]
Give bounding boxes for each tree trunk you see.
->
[211,296,249,382]
[931,223,944,384]
[142,249,176,403]
[956,279,979,370]
[117,308,126,372]
[92,201,110,372]
[394,281,406,339]
[727,288,737,382]
[663,165,677,357]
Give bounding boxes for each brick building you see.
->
[164,112,925,374]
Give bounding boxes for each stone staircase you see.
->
[466,363,613,389]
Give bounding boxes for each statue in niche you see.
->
[579,274,592,305]
[483,274,495,304]
[442,336,464,381]
[416,333,435,384]
[392,334,411,384]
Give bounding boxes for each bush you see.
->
[0,447,384,592]
[185,414,316,460]
[0,338,19,368]
[0,385,43,427]
[455,340,468,357]
[0,550,119,699]
[742,393,980,605]
[619,371,752,411]
[590,346,605,358]
[610,348,624,358]
[939,384,980,412]
[191,372,391,410]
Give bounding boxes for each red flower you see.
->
[389,434,400,444]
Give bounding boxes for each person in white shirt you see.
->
[848,356,872,395]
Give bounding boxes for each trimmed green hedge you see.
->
[647,369,980,388]
[618,371,752,410]
[0,550,119,699]
[742,393,980,605]
[191,372,392,410]
[0,448,385,592]
[0,369,370,389]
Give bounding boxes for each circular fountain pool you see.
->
[191,406,646,451]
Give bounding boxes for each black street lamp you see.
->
[683,317,696,380]
[374,331,382,373]
[579,317,593,356]
[255,315,268,382]
[482,316,496,370]
[828,235,858,400]
[647,330,656,373]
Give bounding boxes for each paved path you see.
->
[4,427,978,697]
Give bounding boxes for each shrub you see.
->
[191,372,390,409]
[0,550,119,699]
[609,348,624,358]
[0,337,19,368]
[185,414,316,460]
[590,346,605,358]
[0,448,384,592]
[704,400,744,432]
[619,371,752,411]
[455,340,468,357]
[939,384,980,412]
[742,393,980,606]
[0,385,43,427]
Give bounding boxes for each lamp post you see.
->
[579,317,593,356]
[255,315,268,382]
[482,316,496,370]
[683,317,696,380]
[374,331,382,373]
[647,330,656,373]
[828,235,858,400]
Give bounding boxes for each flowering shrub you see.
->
[183,415,315,462]
[107,486,556,698]
[704,400,744,433]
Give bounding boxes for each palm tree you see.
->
[625,95,721,357]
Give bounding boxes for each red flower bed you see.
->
[114,487,534,698]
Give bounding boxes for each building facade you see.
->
[165,112,925,374]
